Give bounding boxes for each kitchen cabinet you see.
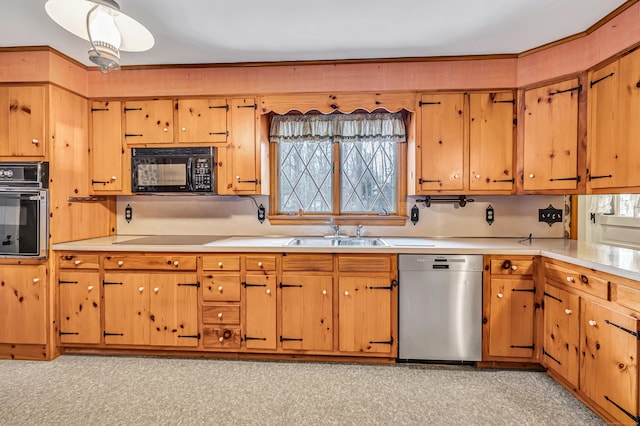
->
[0,265,47,344]
[123,99,173,145]
[243,255,277,349]
[337,255,397,355]
[522,78,582,192]
[202,255,242,349]
[58,254,101,344]
[176,98,228,144]
[90,100,125,193]
[217,97,261,195]
[587,48,640,191]
[542,284,579,388]
[0,85,46,158]
[483,256,537,361]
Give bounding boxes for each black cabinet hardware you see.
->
[492,178,514,183]
[605,319,639,338]
[280,336,303,342]
[493,99,515,104]
[236,177,260,184]
[103,281,123,286]
[549,176,581,182]
[550,84,582,95]
[209,104,229,110]
[590,72,615,88]
[279,283,303,288]
[58,280,78,285]
[178,333,201,339]
[123,107,143,112]
[418,178,441,184]
[124,133,144,138]
[510,344,534,349]
[369,337,394,345]
[237,104,258,109]
[543,292,563,303]
[604,396,639,424]
[177,282,201,288]
[589,174,613,181]
[418,101,441,106]
[209,131,228,136]
[542,349,561,365]
[59,331,79,336]
[244,335,267,341]
[242,282,267,288]
[104,332,124,337]
[512,288,536,293]
[91,107,110,112]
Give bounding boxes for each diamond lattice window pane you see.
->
[279,140,333,213]
[340,140,397,214]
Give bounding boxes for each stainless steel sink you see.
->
[284,237,388,247]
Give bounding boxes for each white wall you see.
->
[116,194,566,239]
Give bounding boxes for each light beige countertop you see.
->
[52,235,640,282]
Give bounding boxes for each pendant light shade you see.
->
[45,0,154,74]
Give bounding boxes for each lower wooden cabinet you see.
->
[58,271,101,344]
[243,273,277,349]
[0,264,47,345]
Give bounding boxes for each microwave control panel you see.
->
[193,157,213,192]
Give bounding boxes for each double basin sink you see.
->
[284,236,389,247]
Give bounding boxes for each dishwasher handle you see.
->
[433,264,450,269]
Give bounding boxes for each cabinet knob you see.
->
[219,336,224,342]
[257,261,263,267]
[497,293,504,298]
[265,288,271,294]
[33,278,40,283]
[528,173,535,179]
[217,312,223,318]
[32,138,39,144]
[566,276,575,283]
[236,176,240,180]
[218,261,223,267]
[163,127,168,132]
[154,287,159,293]
[217,285,223,292]
[511,265,518,271]
[117,260,124,266]
[74,260,81,265]
[322,290,327,295]
[138,287,144,292]
[182,127,187,132]
[174,261,179,266]
[111,175,117,181]
[564,309,572,315]
[344,291,350,296]
[588,320,597,327]
[475,174,481,179]
[87,285,94,291]
[453,174,459,179]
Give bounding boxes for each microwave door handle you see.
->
[186,158,194,191]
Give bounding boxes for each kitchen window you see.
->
[269,112,407,223]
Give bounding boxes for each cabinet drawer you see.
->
[202,255,240,271]
[59,254,99,269]
[202,305,240,324]
[202,274,241,302]
[544,261,608,300]
[282,254,333,272]
[203,327,242,349]
[245,255,277,271]
[612,283,640,312]
[338,256,391,272]
[103,255,196,271]
[490,258,534,275]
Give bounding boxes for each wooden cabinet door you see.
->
[148,273,198,347]
[542,285,579,387]
[469,92,515,192]
[123,100,173,145]
[522,79,580,191]
[176,98,228,143]
[581,299,639,426]
[0,265,47,344]
[338,276,393,354]
[0,86,46,157]
[244,273,276,349]
[59,271,101,344]
[488,277,535,358]
[417,93,465,192]
[224,97,259,194]
[103,272,149,345]
[90,100,123,192]
[280,275,332,351]
[615,49,640,188]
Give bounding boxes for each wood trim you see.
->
[0,344,49,360]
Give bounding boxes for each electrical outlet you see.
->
[125,204,132,223]
[486,205,494,225]
[410,204,419,225]
[257,204,266,223]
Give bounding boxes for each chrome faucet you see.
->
[356,224,363,238]
[327,218,340,238]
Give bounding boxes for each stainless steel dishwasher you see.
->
[398,254,483,362]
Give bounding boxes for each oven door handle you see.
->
[0,193,43,200]
[186,158,194,191]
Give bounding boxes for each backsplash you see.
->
[116,195,566,239]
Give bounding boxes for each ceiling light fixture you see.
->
[45,0,154,74]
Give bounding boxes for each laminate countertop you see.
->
[52,235,640,282]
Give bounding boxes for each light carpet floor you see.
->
[0,355,604,426]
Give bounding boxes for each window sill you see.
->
[267,215,409,226]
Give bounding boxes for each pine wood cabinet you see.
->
[90,100,125,193]
[0,85,46,158]
[522,78,582,192]
[0,265,47,344]
[58,269,101,345]
[243,272,277,349]
[176,98,228,144]
[483,256,537,361]
[587,48,640,191]
[123,99,174,145]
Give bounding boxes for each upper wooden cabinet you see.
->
[587,48,640,192]
[521,78,582,192]
[0,85,46,157]
[90,101,124,193]
[123,99,173,145]
[416,91,515,194]
[176,98,228,144]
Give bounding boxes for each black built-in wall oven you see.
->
[0,162,49,258]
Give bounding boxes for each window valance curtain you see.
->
[270,112,406,143]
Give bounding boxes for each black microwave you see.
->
[131,147,215,194]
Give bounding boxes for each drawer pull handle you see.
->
[138,287,144,292]
[529,173,535,179]
[265,288,271,294]
[218,262,223,267]
[511,265,518,271]
[118,260,124,266]
[217,286,223,292]
[566,276,575,283]
[588,320,597,327]
[154,287,159,293]
[217,313,223,318]
[32,138,39,144]
[74,260,81,265]
[475,174,481,179]
[258,261,263,267]
[182,127,187,132]
[33,278,40,283]
[219,336,224,342]
[322,290,327,295]
[344,291,350,296]
[497,293,504,298]
[174,261,179,266]
[564,309,572,315]
[453,174,459,179]
[87,285,94,291]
